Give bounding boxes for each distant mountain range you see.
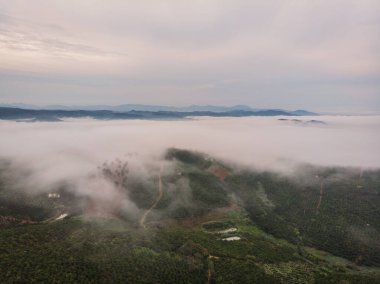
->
[0,103,317,114]
[0,104,318,121]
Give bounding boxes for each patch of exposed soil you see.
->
[207,165,230,181]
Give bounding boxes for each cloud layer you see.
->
[0,116,379,176]
[0,115,378,220]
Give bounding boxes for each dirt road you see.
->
[139,163,164,228]
[316,179,324,212]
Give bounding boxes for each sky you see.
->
[0,0,379,113]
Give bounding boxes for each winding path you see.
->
[139,163,164,228]
[316,179,324,212]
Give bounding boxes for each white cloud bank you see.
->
[0,116,379,179]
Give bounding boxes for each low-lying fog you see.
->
[0,115,379,197]
[1,115,379,168]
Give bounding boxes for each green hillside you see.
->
[0,149,379,283]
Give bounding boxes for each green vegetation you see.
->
[126,178,158,209]
[165,148,212,170]
[224,167,380,266]
[0,219,206,283]
[202,221,234,232]
[2,214,379,283]
[1,149,380,283]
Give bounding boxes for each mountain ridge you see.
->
[0,103,317,115]
[0,106,317,121]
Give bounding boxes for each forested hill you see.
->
[0,148,379,283]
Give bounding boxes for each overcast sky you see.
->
[0,0,379,113]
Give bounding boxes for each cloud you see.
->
[0,11,127,77]
[0,115,378,174]
[0,116,378,220]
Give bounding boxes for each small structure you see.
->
[222,236,241,241]
[48,193,60,198]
